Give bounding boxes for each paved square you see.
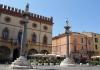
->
[0,64,100,70]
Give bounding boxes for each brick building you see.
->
[52,32,94,59]
[82,32,100,56]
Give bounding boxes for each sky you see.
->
[0,0,100,36]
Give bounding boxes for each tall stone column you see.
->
[60,19,75,66]
[66,32,70,57]
[10,3,33,69]
[20,11,28,56]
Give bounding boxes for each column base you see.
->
[10,56,33,69]
[60,57,75,66]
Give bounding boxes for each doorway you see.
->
[13,48,20,61]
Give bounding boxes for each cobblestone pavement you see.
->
[0,64,100,70]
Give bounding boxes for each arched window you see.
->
[28,49,38,55]
[2,27,9,40]
[17,30,22,44]
[40,50,49,54]
[32,33,37,43]
[43,35,48,44]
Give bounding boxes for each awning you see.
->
[91,56,100,58]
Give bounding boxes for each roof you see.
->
[0,4,53,25]
[52,33,66,40]
[52,32,88,40]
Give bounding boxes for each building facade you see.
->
[0,4,53,60]
[52,32,94,59]
[82,32,100,56]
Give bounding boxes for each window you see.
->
[17,30,22,44]
[32,33,37,43]
[20,20,24,25]
[88,40,91,45]
[95,44,98,50]
[74,37,77,51]
[81,46,83,50]
[95,38,98,43]
[94,34,96,36]
[2,27,9,40]
[5,16,11,23]
[43,35,48,44]
[81,38,84,43]
[43,26,48,30]
[32,23,37,28]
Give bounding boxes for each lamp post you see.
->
[10,3,33,69]
[60,19,75,66]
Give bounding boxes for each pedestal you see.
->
[60,57,75,66]
[10,56,33,69]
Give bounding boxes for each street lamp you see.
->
[10,3,33,69]
[60,19,75,66]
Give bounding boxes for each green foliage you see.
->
[43,59,49,63]
[28,59,33,63]
[89,61,100,65]
[28,56,65,65]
